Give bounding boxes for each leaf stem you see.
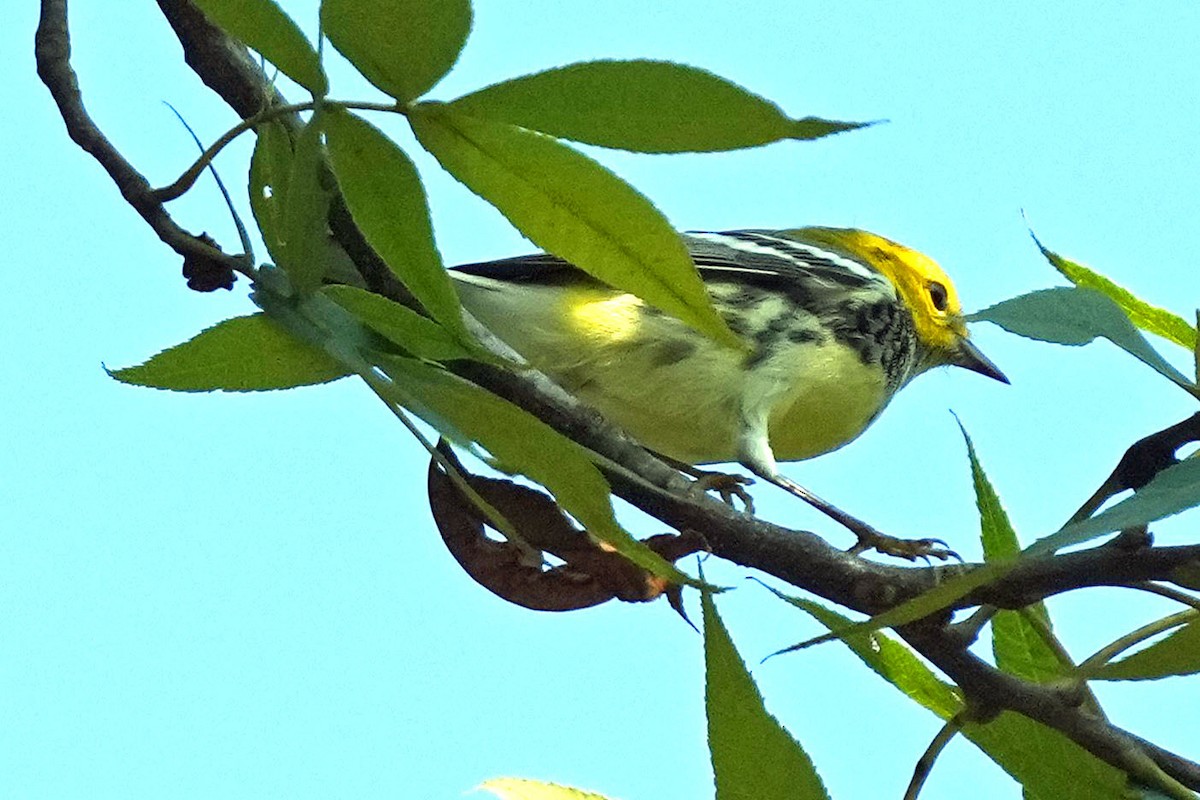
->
[162,100,256,266]
[1127,581,1200,612]
[151,99,404,202]
[1078,609,1198,676]
[359,368,543,563]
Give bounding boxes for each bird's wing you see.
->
[451,230,890,293]
[451,252,588,284]
[683,230,889,292]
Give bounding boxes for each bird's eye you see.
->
[928,281,948,311]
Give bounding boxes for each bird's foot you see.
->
[848,529,960,563]
[690,470,756,513]
[758,470,959,562]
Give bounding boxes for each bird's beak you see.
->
[954,338,1009,384]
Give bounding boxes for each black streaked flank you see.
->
[787,328,824,345]
[822,298,918,388]
[651,338,698,367]
[746,311,812,368]
[722,286,768,310]
[724,314,752,338]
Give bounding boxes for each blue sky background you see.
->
[5,2,1199,798]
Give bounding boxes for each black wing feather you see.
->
[452,252,585,284]
[452,230,884,291]
[684,230,881,291]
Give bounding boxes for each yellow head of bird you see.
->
[783,226,1007,382]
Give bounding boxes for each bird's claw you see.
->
[849,534,961,563]
[690,471,756,513]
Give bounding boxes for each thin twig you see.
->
[1077,610,1197,675]
[151,98,401,202]
[162,101,255,264]
[152,100,314,202]
[35,0,251,282]
[905,718,963,800]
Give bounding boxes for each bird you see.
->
[449,227,1008,559]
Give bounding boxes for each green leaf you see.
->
[378,356,686,584]
[772,560,1013,654]
[320,0,470,102]
[769,591,962,715]
[192,0,327,94]
[1033,235,1197,352]
[480,778,614,800]
[1032,458,1200,554]
[278,111,330,293]
[409,102,742,349]
[970,287,1196,392]
[108,313,350,391]
[324,108,470,338]
[448,60,868,153]
[703,591,829,800]
[322,285,473,362]
[972,715,1132,800]
[965,427,1021,567]
[249,121,293,264]
[1093,618,1200,680]
[960,423,1062,682]
[775,592,1127,799]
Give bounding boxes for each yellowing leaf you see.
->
[321,0,470,102]
[108,313,350,391]
[771,560,1013,654]
[449,60,867,153]
[410,102,742,349]
[1034,236,1197,352]
[480,777,615,800]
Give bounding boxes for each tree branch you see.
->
[155,0,286,121]
[1070,412,1200,523]
[903,626,1200,790]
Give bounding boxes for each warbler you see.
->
[450,227,1007,558]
